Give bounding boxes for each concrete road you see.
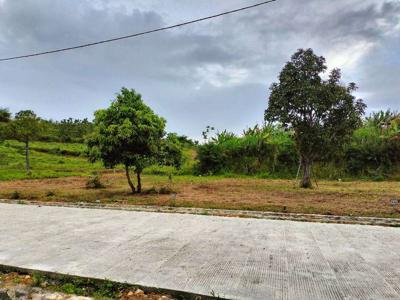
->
[0,203,399,300]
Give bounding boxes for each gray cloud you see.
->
[0,0,399,139]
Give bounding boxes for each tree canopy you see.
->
[86,87,166,193]
[0,108,11,142]
[11,110,44,173]
[265,48,366,188]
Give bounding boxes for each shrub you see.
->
[159,186,176,195]
[143,187,158,195]
[85,174,104,189]
[10,191,21,199]
[46,191,56,197]
[197,126,297,176]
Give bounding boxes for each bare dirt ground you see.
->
[0,173,399,218]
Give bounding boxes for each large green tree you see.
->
[87,88,166,193]
[265,48,366,188]
[11,110,44,173]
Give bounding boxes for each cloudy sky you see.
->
[0,0,399,139]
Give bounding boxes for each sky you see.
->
[0,0,399,139]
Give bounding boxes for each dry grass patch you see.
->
[0,173,399,218]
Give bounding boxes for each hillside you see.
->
[0,140,101,180]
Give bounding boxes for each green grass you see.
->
[4,140,86,156]
[0,141,102,180]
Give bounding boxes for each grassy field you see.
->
[0,141,101,180]
[0,140,399,218]
[4,140,86,156]
[0,172,399,218]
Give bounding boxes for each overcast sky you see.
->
[0,0,399,139]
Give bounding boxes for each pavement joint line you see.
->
[0,198,399,227]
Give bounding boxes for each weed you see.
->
[10,191,20,199]
[142,187,158,195]
[12,277,21,284]
[159,186,175,195]
[86,173,104,189]
[32,273,45,286]
[46,191,55,197]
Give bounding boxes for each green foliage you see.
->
[86,173,104,189]
[197,125,297,176]
[86,87,166,193]
[0,108,11,143]
[11,110,44,143]
[265,48,365,187]
[8,110,46,173]
[196,110,400,180]
[0,108,11,123]
[344,114,400,178]
[158,133,183,168]
[35,118,93,143]
[53,118,93,143]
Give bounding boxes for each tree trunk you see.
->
[136,170,142,194]
[25,140,30,174]
[300,158,312,189]
[125,164,136,193]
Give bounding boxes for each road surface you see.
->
[0,203,399,299]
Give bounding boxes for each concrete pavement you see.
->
[0,203,399,299]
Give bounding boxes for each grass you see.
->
[0,142,102,180]
[0,140,399,218]
[4,140,86,156]
[0,172,399,218]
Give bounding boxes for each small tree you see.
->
[11,110,43,174]
[0,108,11,142]
[158,133,184,168]
[87,88,166,193]
[265,49,365,188]
[0,108,11,123]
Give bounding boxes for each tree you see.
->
[0,108,11,142]
[11,110,43,173]
[265,48,366,188]
[0,108,11,123]
[158,133,184,168]
[86,88,166,193]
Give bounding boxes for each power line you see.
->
[0,0,277,62]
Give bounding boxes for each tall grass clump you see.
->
[197,125,297,176]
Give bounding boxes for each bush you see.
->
[196,116,400,179]
[159,186,176,195]
[10,191,21,199]
[46,191,56,197]
[197,126,297,176]
[85,174,104,189]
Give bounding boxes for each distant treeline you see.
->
[196,111,400,180]
[40,118,94,143]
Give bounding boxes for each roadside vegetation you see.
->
[0,48,399,218]
[0,271,176,300]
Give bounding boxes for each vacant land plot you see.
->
[0,173,399,218]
